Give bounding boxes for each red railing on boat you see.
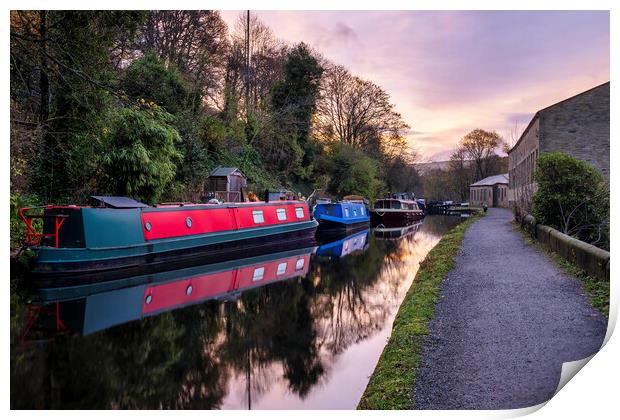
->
[19,206,73,248]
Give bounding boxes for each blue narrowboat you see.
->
[313,200,370,231]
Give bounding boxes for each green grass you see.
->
[516,224,609,318]
[357,214,482,410]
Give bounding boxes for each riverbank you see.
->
[357,214,481,409]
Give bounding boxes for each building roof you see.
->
[470,173,508,187]
[208,166,246,177]
[508,81,610,155]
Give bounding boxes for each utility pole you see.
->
[245,10,251,120]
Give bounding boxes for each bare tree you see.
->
[458,129,502,181]
[314,64,410,157]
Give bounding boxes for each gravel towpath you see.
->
[414,208,607,409]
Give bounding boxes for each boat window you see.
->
[344,208,350,217]
[252,210,265,224]
[295,207,305,219]
[353,208,358,216]
[295,258,305,270]
[361,207,365,215]
[277,262,287,275]
[276,208,287,221]
[391,200,401,209]
[252,267,265,281]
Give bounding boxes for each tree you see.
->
[10,10,145,201]
[271,43,323,180]
[447,146,473,202]
[121,52,189,114]
[532,152,609,250]
[459,129,502,181]
[101,106,182,204]
[138,11,229,113]
[314,65,409,155]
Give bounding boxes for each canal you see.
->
[10,215,462,409]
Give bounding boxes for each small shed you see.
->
[206,166,248,202]
[470,173,509,207]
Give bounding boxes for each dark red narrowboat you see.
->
[370,196,425,224]
[20,196,317,278]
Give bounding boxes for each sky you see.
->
[220,10,609,162]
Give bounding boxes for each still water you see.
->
[11,215,462,409]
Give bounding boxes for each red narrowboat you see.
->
[20,196,317,278]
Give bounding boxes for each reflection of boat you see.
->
[313,200,369,231]
[20,195,317,282]
[316,229,370,258]
[373,220,424,240]
[25,246,316,337]
[370,193,424,224]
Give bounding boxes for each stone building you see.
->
[470,173,509,207]
[508,82,610,213]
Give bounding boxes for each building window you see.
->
[252,267,265,281]
[252,210,265,224]
[276,208,287,221]
[295,207,305,219]
[277,262,287,275]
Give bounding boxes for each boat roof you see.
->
[91,196,149,208]
[470,173,509,187]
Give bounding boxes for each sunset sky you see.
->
[220,10,609,162]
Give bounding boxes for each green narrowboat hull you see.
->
[32,219,318,282]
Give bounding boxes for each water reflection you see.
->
[11,216,462,409]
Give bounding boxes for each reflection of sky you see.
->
[220,11,609,161]
[221,223,445,409]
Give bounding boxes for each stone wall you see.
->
[539,82,610,177]
[521,214,609,281]
[508,117,539,211]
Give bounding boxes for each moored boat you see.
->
[20,196,317,279]
[370,194,424,224]
[313,199,369,231]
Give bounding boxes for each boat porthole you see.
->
[186,285,193,296]
[186,217,192,228]
[145,294,152,305]
[145,221,152,231]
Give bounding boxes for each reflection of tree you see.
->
[11,303,229,409]
[219,281,324,402]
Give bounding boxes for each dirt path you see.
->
[413,208,607,409]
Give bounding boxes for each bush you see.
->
[532,152,609,250]
[327,143,383,201]
[100,105,182,204]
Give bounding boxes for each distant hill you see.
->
[414,160,472,175]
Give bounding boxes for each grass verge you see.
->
[357,214,482,410]
[515,223,609,318]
